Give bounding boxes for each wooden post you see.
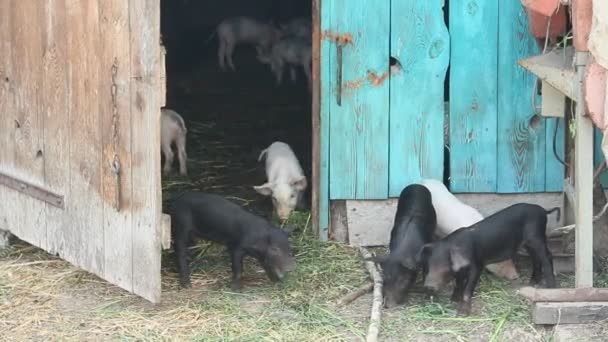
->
[574,51,594,288]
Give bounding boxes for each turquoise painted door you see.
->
[321,0,448,200]
[449,0,565,193]
[388,1,450,197]
[323,0,390,200]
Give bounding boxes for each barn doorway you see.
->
[159,0,314,220]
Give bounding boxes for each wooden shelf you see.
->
[519,46,578,103]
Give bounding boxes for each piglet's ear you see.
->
[449,246,470,272]
[253,183,273,196]
[290,176,307,191]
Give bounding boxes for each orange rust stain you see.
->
[342,78,365,90]
[322,30,353,45]
[338,64,401,94]
[367,64,401,87]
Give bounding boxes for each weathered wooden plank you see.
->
[9,1,47,247]
[533,302,608,325]
[129,0,162,303]
[497,0,545,193]
[574,52,594,288]
[329,200,348,243]
[388,0,449,196]
[327,0,390,199]
[42,0,70,256]
[518,287,608,303]
[594,128,608,187]
[545,116,566,192]
[64,0,105,275]
[449,0,498,192]
[345,193,562,247]
[99,0,134,292]
[314,0,329,240]
[0,0,15,240]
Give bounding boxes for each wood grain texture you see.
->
[327,0,390,199]
[313,0,329,239]
[42,0,70,256]
[497,0,545,193]
[7,1,46,247]
[65,0,105,275]
[449,0,498,192]
[129,0,162,303]
[0,0,15,238]
[533,302,608,325]
[388,0,449,196]
[99,0,134,291]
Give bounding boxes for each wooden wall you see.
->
[449,0,566,193]
[0,0,163,303]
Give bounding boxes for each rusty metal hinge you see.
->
[110,59,122,212]
[322,31,353,106]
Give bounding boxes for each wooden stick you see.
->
[517,286,608,302]
[359,247,383,342]
[336,282,374,307]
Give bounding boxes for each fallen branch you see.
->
[336,282,374,307]
[359,247,383,342]
[549,201,608,236]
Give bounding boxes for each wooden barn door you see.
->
[448,0,565,193]
[320,0,448,200]
[0,0,164,303]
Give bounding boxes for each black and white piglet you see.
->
[418,203,560,316]
[368,184,437,308]
[170,192,296,290]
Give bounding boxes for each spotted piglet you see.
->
[161,108,188,176]
[254,141,307,221]
[420,179,519,280]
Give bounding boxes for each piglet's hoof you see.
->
[179,280,192,289]
[456,302,472,316]
[230,280,243,291]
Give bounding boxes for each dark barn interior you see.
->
[160,0,313,218]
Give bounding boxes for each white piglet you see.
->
[420,179,520,280]
[254,141,307,221]
[161,108,188,176]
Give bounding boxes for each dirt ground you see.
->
[2,17,608,342]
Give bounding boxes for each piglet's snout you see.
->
[423,278,440,291]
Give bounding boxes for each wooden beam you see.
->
[0,171,64,209]
[574,51,594,287]
[532,302,608,324]
[518,287,608,302]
